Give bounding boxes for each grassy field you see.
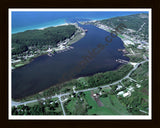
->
[84,91,130,115]
[14,63,25,67]
[26,102,39,107]
[64,96,88,115]
[64,89,130,115]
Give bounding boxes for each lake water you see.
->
[12,24,129,99]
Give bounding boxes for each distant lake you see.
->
[12,24,129,99]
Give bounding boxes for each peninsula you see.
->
[12,23,86,69]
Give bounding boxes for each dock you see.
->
[116,59,129,64]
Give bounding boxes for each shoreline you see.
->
[12,20,146,102]
[12,21,69,34]
[12,23,86,70]
[12,62,131,102]
[12,21,131,102]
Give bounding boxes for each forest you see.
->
[12,25,77,55]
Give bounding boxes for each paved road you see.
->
[58,96,66,115]
[12,60,148,107]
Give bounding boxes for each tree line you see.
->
[40,64,133,98]
[12,99,62,115]
[12,25,77,55]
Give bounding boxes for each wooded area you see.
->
[12,25,77,55]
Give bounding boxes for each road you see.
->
[12,60,148,115]
[58,96,66,115]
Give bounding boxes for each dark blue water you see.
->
[12,24,129,99]
[12,11,147,33]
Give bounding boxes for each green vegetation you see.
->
[14,64,133,102]
[118,34,125,39]
[130,62,148,84]
[118,88,148,115]
[118,62,149,115]
[42,64,133,99]
[121,78,137,88]
[76,64,133,90]
[12,25,77,55]
[64,90,130,115]
[67,30,85,45]
[11,13,149,116]
[127,55,144,63]
[64,93,88,115]
[86,91,129,115]
[100,13,148,41]
[12,62,148,115]
[109,83,126,95]
[12,98,63,115]
[124,44,147,62]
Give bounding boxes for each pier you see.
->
[116,59,129,64]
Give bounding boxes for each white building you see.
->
[117,91,124,96]
[50,102,53,104]
[47,48,52,52]
[128,86,134,92]
[136,84,141,88]
[116,85,123,91]
[123,91,131,97]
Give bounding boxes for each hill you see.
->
[91,13,148,42]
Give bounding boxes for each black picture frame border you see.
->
[0,0,159,128]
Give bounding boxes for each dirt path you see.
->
[91,91,104,107]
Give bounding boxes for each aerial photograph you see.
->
[9,9,151,119]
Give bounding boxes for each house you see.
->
[117,91,124,96]
[116,85,123,91]
[92,93,99,98]
[50,102,53,104]
[47,48,52,52]
[123,91,131,97]
[128,86,134,92]
[136,84,141,88]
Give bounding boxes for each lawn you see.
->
[118,34,125,39]
[64,90,130,115]
[84,91,130,115]
[26,102,39,107]
[64,96,87,115]
[15,63,25,67]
